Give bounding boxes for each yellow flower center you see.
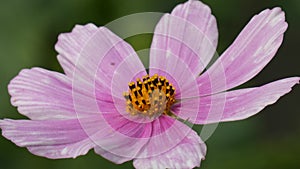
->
[123,74,176,117]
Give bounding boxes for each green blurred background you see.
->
[0,0,299,169]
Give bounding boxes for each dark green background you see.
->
[0,0,299,169]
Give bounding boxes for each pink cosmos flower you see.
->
[1,0,299,168]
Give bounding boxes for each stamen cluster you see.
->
[124,74,176,117]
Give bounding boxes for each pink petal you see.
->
[55,24,98,77]
[150,0,218,76]
[66,27,155,163]
[92,121,151,164]
[8,68,98,120]
[135,116,202,160]
[72,27,151,163]
[94,146,132,164]
[93,116,197,165]
[71,29,150,163]
[192,77,300,124]
[0,118,99,159]
[148,50,200,112]
[71,27,146,115]
[133,126,206,169]
[74,26,146,89]
[87,112,152,163]
[198,8,288,95]
[8,68,76,120]
[92,115,201,165]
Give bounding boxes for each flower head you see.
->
[1,0,299,169]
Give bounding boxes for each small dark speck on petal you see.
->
[110,62,115,66]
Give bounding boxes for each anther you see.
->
[144,82,149,90]
[128,95,132,102]
[170,87,175,95]
[138,89,143,96]
[160,78,165,85]
[134,90,138,97]
[158,82,162,90]
[150,84,155,91]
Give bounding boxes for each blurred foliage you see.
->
[0,0,299,169]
